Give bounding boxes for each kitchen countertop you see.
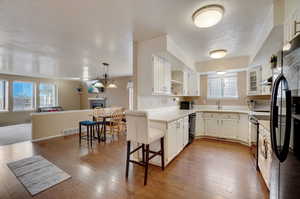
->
[147,108,250,123]
[148,110,196,123]
[258,120,270,132]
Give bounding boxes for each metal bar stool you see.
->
[79,120,99,147]
[125,111,165,185]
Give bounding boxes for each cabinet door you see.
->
[153,56,160,94]
[247,66,262,95]
[167,121,177,161]
[158,57,165,94]
[196,113,205,136]
[176,119,184,154]
[205,119,219,137]
[183,72,188,96]
[221,119,238,139]
[196,74,200,96]
[187,72,191,96]
[238,114,249,144]
[164,61,171,94]
[183,117,189,147]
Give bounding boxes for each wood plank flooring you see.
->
[0,135,269,199]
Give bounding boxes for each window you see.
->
[13,81,35,111]
[207,73,238,99]
[39,83,57,107]
[127,80,134,110]
[0,80,8,110]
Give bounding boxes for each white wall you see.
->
[80,76,132,109]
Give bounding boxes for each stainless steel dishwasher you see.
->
[188,113,196,144]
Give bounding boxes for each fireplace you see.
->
[88,98,106,109]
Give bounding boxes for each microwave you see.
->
[180,101,193,110]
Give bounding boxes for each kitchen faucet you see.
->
[216,99,221,110]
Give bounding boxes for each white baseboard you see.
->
[32,131,80,143]
[195,135,250,147]
[31,134,64,142]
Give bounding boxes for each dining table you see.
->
[92,110,125,142]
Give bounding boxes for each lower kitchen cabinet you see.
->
[183,117,189,147]
[196,112,249,145]
[258,124,272,189]
[149,116,189,166]
[166,117,189,163]
[205,118,219,137]
[195,112,205,136]
[221,119,238,139]
[166,121,178,162]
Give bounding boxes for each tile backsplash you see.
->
[138,96,179,110]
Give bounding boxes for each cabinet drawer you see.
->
[183,116,189,124]
[168,121,177,129]
[203,112,218,119]
[219,113,239,120]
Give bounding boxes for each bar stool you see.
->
[125,111,165,185]
[79,120,99,147]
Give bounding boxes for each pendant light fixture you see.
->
[86,62,117,92]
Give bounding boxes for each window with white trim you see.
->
[0,80,8,111]
[207,73,238,99]
[13,81,35,111]
[39,83,57,107]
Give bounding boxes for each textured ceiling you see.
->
[0,0,273,79]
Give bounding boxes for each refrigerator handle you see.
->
[281,89,292,162]
[270,73,292,162]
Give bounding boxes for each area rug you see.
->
[7,155,71,196]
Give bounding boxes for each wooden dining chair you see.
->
[93,107,106,139]
[106,110,123,141]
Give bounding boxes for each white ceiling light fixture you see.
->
[209,49,227,59]
[217,71,226,75]
[192,5,224,28]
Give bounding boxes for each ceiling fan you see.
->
[86,62,117,92]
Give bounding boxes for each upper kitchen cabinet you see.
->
[261,62,273,95]
[186,71,200,96]
[153,55,171,95]
[137,35,197,97]
[171,69,200,96]
[284,0,300,45]
[247,66,262,96]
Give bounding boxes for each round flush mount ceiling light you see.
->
[209,49,227,59]
[192,5,224,28]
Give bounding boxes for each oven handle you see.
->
[270,73,292,162]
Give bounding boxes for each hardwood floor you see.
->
[0,135,269,199]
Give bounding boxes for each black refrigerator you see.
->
[270,34,300,199]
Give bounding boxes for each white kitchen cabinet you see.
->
[166,121,177,161]
[200,112,249,145]
[284,5,300,46]
[183,71,189,96]
[247,66,262,96]
[205,118,219,137]
[183,116,189,147]
[175,118,184,155]
[238,114,250,144]
[258,124,273,189]
[221,119,238,139]
[165,116,189,163]
[152,55,171,95]
[186,72,200,96]
[196,112,205,136]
